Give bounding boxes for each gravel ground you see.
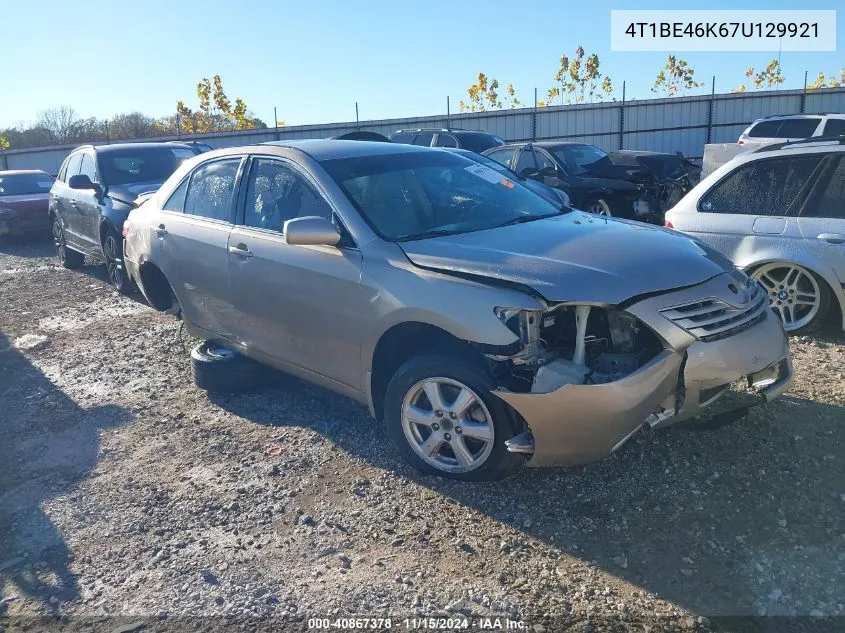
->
[1,239,844,633]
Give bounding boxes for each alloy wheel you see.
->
[400,377,494,474]
[104,234,124,289]
[53,219,66,263]
[752,263,821,332]
[587,199,612,216]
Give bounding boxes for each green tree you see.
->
[108,112,158,140]
[752,60,784,89]
[174,75,261,133]
[550,47,612,104]
[460,73,501,112]
[0,135,9,150]
[808,69,844,90]
[652,56,703,97]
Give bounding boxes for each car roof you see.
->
[257,139,429,160]
[391,128,496,136]
[0,169,50,176]
[495,141,590,149]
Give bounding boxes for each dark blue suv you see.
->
[49,142,205,292]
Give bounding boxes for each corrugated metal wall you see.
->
[3,86,844,174]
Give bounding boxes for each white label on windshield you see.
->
[464,163,506,185]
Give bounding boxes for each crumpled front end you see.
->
[486,271,793,467]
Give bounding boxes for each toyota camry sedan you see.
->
[124,140,793,480]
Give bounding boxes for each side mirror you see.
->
[283,216,341,246]
[68,174,102,196]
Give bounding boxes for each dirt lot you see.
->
[1,239,844,632]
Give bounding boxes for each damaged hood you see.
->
[106,181,165,206]
[399,213,731,304]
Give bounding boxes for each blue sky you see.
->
[1,0,842,129]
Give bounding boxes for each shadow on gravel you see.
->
[0,235,53,258]
[208,336,844,619]
[0,331,131,613]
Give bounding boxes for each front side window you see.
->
[79,153,98,183]
[458,134,504,153]
[435,134,459,148]
[412,132,434,147]
[244,158,332,231]
[98,147,198,186]
[0,172,54,196]
[803,156,845,219]
[535,150,557,172]
[549,145,609,175]
[320,151,563,241]
[184,158,241,221]
[65,154,83,181]
[484,147,517,168]
[699,156,822,216]
[514,148,537,175]
[775,118,821,139]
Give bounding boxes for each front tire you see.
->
[103,228,133,294]
[53,217,84,269]
[751,262,831,335]
[384,353,523,481]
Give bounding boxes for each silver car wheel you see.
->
[400,377,494,474]
[587,199,612,216]
[752,263,821,332]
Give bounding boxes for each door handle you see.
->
[154,224,167,236]
[228,244,253,258]
[817,233,845,245]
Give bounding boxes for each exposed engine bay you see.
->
[487,305,665,394]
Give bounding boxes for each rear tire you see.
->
[384,353,524,481]
[585,198,612,217]
[53,217,84,269]
[750,262,831,335]
[190,341,264,393]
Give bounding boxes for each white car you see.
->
[738,113,845,150]
[665,137,845,334]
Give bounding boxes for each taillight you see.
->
[738,140,744,145]
[122,224,130,238]
[664,220,674,229]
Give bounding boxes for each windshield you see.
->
[320,151,563,241]
[98,147,198,186]
[0,173,53,196]
[550,144,609,175]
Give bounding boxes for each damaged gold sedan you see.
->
[124,140,793,480]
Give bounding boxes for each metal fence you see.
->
[2,85,844,175]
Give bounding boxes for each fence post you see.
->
[447,96,451,129]
[800,71,808,113]
[706,75,715,145]
[105,120,110,144]
[355,102,360,129]
[618,81,626,150]
[274,107,280,141]
[532,88,537,141]
[0,149,7,170]
[176,112,182,139]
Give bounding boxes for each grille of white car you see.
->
[659,282,769,341]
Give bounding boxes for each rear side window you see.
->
[700,156,822,216]
[58,158,70,182]
[412,132,434,147]
[458,134,503,153]
[485,147,517,168]
[822,118,845,137]
[184,158,241,222]
[162,178,189,212]
[750,118,820,139]
[803,156,845,219]
[65,154,83,180]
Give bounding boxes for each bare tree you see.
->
[37,106,80,144]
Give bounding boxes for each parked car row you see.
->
[10,126,843,481]
[0,170,54,242]
[104,139,794,481]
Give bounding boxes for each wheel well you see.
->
[138,262,174,311]
[370,322,481,420]
[98,220,114,246]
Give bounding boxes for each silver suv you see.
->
[738,113,845,150]
[124,140,792,480]
[666,137,845,334]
